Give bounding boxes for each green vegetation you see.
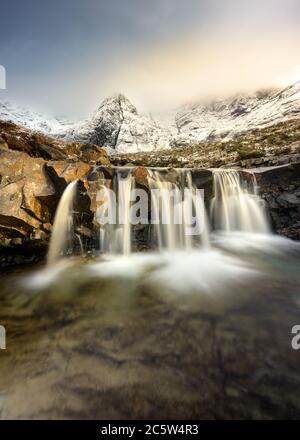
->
[237,148,265,160]
[112,118,300,169]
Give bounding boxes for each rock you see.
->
[277,193,300,207]
[46,161,92,185]
[0,121,67,160]
[0,149,56,234]
[0,148,96,266]
[78,144,110,165]
[0,117,300,267]
[54,94,171,153]
[133,166,149,187]
[255,163,300,238]
[0,136,8,149]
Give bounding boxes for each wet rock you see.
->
[277,193,300,207]
[46,161,92,184]
[255,162,300,239]
[0,149,96,266]
[190,169,213,204]
[0,149,56,238]
[133,166,149,187]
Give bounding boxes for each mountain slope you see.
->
[60,94,171,153]
[0,81,300,153]
[173,81,300,146]
[0,101,72,134]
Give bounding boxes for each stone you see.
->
[133,166,149,187]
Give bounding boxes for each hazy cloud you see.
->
[0,0,299,116]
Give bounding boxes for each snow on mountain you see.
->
[173,81,300,146]
[0,101,72,134]
[1,81,300,153]
[60,94,171,153]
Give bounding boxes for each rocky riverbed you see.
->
[0,236,300,419]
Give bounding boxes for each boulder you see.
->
[0,148,96,267]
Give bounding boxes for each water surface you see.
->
[0,233,300,419]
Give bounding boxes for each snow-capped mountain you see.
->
[0,101,72,134]
[0,81,300,153]
[173,81,300,146]
[60,94,171,153]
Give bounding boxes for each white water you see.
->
[210,169,270,234]
[47,168,271,264]
[148,169,210,251]
[47,180,78,265]
[96,171,135,255]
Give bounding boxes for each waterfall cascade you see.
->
[97,171,135,255]
[147,170,210,251]
[47,180,78,265]
[210,170,270,234]
[47,168,270,264]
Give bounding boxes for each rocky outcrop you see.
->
[0,148,96,267]
[0,118,299,267]
[61,94,171,153]
[254,163,300,240]
[0,122,109,267]
[0,120,110,164]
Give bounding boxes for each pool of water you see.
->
[0,233,300,419]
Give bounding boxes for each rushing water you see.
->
[47,179,78,265]
[1,168,300,419]
[210,169,270,234]
[147,169,210,251]
[96,170,135,255]
[47,168,270,261]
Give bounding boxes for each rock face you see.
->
[173,82,300,146]
[1,82,300,153]
[62,94,171,153]
[255,163,300,240]
[1,147,299,268]
[0,123,109,267]
[0,147,97,267]
[112,118,300,169]
[0,119,300,267]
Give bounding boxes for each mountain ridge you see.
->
[1,81,300,153]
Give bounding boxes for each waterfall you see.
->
[47,168,270,263]
[147,169,210,251]
[47,180,78,265]
[210,169,270,233]
[96,170,135,255]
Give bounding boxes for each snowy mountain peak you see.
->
[1,81,300,153]
[0,100,70,134]
[93,93,138,118]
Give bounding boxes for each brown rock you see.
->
[133,166,150,187]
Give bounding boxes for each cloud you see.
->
[91,30,300,112]
[1,0,299,116]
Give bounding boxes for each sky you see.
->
[0,0,299,118]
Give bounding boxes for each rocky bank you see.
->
[0,120,300,267]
